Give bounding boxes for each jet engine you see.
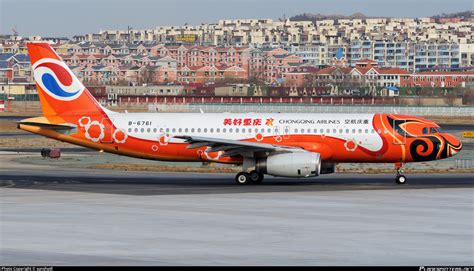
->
[256,152,321,177]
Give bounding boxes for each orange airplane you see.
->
[19,42,463,184]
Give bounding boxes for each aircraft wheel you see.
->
[235,172,251,185]
[249,171,264,184]
[395,175,407,185]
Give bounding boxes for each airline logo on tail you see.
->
[32,58,85,101]
[28,42,103,116]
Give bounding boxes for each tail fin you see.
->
[27,42,103,116]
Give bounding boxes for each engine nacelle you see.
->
[256,152,321,177]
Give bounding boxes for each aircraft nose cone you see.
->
[441,132,463,157]
[456,141,463,154]
[449,136,462,157]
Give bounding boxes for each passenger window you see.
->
[216,128,220,133]
[185,128,189,133]
[235,128,239,133]
[229,128,233,133]
[197,128,201,133]
[172,128,176,133]
[153,128,157,133]
[358,129,362,134]
[134,128,138,132]
[204,128,207,133]
[141,128,144,133]
[346,129,349,133]
[191,128,195,133]
[223,128,226,133]
[352,129,356,134]
[166,128,169,133]
[128,128,132,132]
[301,128,305,133]
[320,129,324,133]
[365,129,368,134]
[147,128,151,133]
[333,129,337,134]
[210,128,214,133]
[422,127,428,134]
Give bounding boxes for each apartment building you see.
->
[348,41,462,71]
[305,59,472,89]
[0,14,473,88]
[77,16,472,46]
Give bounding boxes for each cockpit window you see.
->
[423,127,443,134]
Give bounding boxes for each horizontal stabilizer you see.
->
[17,116,77,131]
[17,121,77,130]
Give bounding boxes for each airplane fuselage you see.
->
[20,42,463,184]
[20,112,462,165]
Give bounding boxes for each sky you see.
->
[0,0,472,37]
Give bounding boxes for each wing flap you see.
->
[175,135,301,158]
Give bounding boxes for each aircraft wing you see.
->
[174,135,302,158]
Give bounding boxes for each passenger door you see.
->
[101,118,114,144]
[273,126,283,142]
[392,119,406,145]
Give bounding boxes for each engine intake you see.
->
[256,152,321,177]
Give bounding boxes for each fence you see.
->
[454,159,474,169]
[149,104,474,116]
[0,94,40,101]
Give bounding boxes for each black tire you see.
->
[249,171,264,184]
[235,172,251,185]
[395,175,407,185]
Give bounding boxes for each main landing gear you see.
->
[235,170,264,185]
[395,162,406,185]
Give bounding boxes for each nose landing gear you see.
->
[395,174,407,184]
[395,162,406,184]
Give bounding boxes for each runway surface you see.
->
[1,153,473,265]
[0,168,473,195]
